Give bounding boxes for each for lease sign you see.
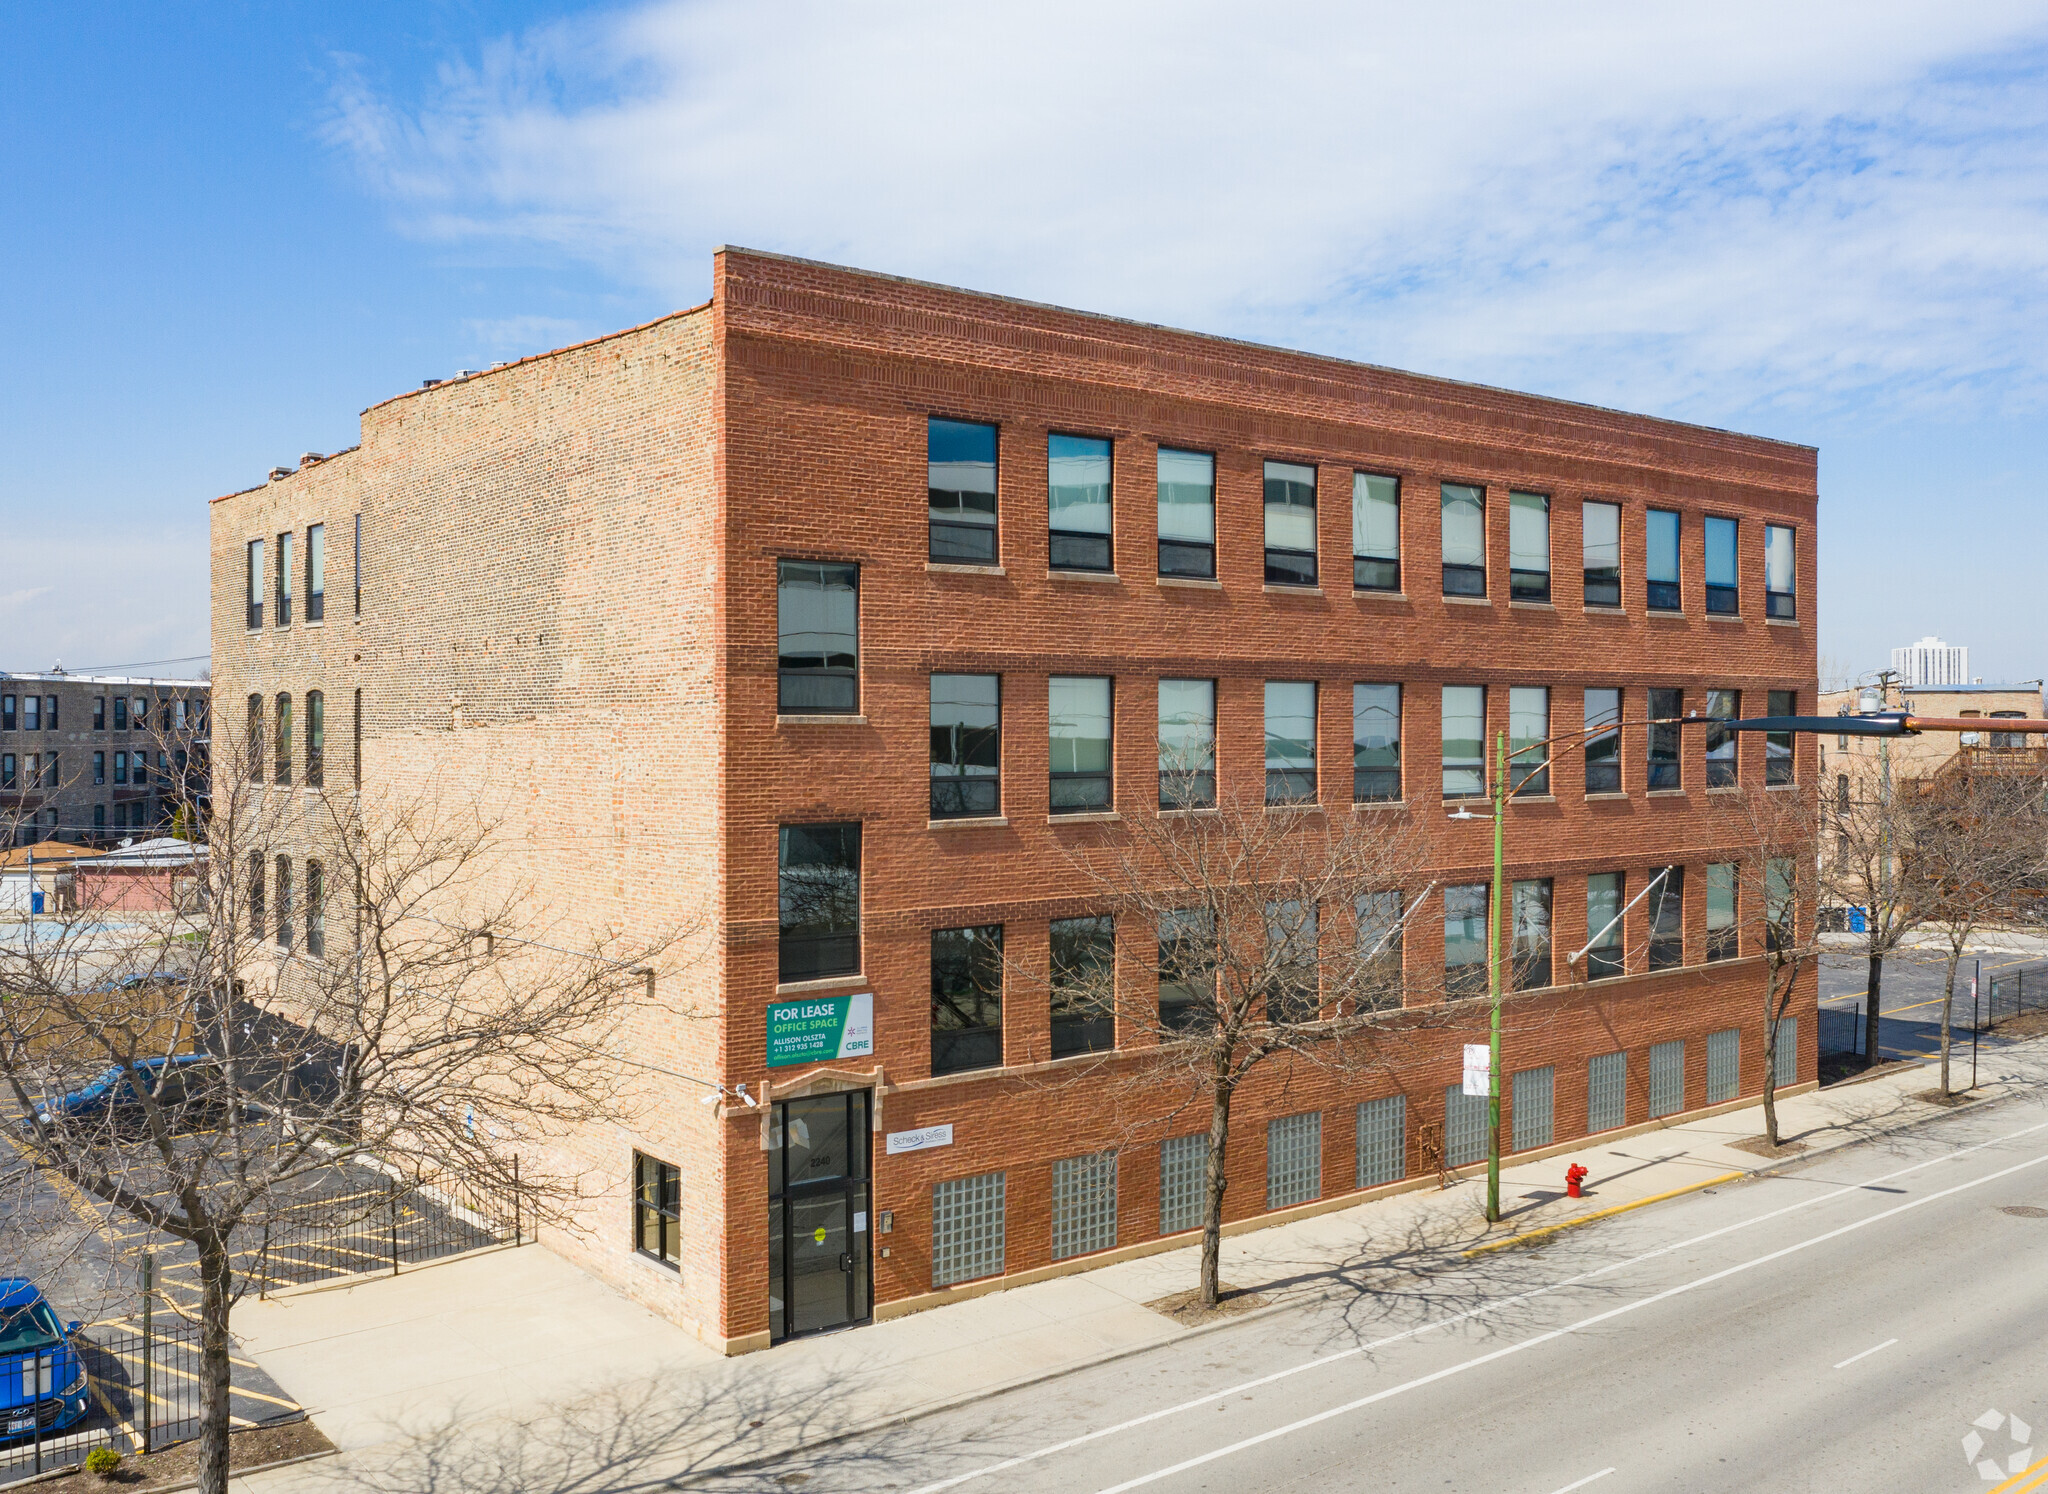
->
[765,992,875,1068]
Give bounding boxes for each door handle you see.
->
[838,1251,853,1274]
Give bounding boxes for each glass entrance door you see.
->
[769,1090,871,1342]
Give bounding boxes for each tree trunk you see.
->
[1760,968,1781,1146]
[1200,1069,1235,1309]
[1939,949,1961,1098]
[1863,950,1885,1069]
[195,1230,235,1494]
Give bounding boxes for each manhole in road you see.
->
[2000,1206,2048,1218]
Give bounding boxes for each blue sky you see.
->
[6,2,2048,684]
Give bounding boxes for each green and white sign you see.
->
[766,992,874,1068]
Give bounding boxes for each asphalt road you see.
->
[1820,944,2044,1065]
[694,1049,2048,1494]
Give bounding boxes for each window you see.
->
[1508,492,1550,602]
[1158,679,1216,809]
[1835,772,1850,816]
[1707,1029,1739,1103]
[1990,710,2028,750]
[1051,915,1115,1057]
[1584,687,1621,794]
[248,853,264,938]
[932,1171,1006,1286]
[1585,873,1624,979]
[276,530,295,626]
[1766,690,1795,784]
[1766,857,1794,953]
[931,925,1003,1075]
[1157,448,1215,580]
[275,693,293,785]
[1647,687,1682,790]
[1444,883,1489,997]
[352,689,362,788]
[1442,685,1486,798]
[92,697,104,731]
[306,860,325,958]
[307,523,326,622]
[1513,1065,1555,1151]
[353,513,363,615]
[1263,461,1318,586]
[1048,433,1113,572]
[0,695,12,731]
[247,538,265,628]
[930,674,1000,819]
[0,755,12,790]
[928,417,999,563]
[1445,1085,1488,1167]
[1352,684,1401,802]
[777,561,859,715]
[1266,1111,1321,1209]
[1356,1095,1406,1188]
[1707,863,1737,960]
[1588,1050,1627,1132]
[127,751,139,787]
[93,804,105,831]
[175,699,187,730]
[1649,1040,1685,1118]
[633,1152,681,1268]
[21,695,37,732]
[1512,878,1551,990]
[1508,686,1549,794]
[1648,867,1684,970]
[1049,676,1113,813]
[91,751,105,786]
[1440,483,1486,596]
[45,696,57,731]
[1705,689,1739,787]
[777,824,861,982]
[1704,517,1738,614]
[1265,900,1319,1023]
[1582,501,1621,607]
[1051,1151,1118,1260]
[1764,524,1795,619]
[129,696,143,733]
[113,695,127,731]
[114,751,128,785]
[1645,509,1680,611]
[304,691,324,787]
[1159,1133,1206,1234]
[275,855,293,950]
[1352,473,1400,591]
[1356,889,1404,1000]
[1158,908,1215,1032]
[1772,1018,1798,1088]
[1264,681,1317,804]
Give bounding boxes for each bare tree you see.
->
[0,727,691,1494]
[1714,784,1821,1147]
[1028,773,1434,1308]
[1898,760,2048,1096]
[1820,755,1922,1069]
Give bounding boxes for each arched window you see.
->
[275,693,293,786]
[306,860,325,958]
[306,691,325,787]
[275,855,293,951]
[247,694,264,783]
[248,853,265,938]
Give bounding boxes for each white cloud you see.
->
[327,1,2048,425]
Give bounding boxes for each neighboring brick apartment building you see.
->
[0,670,208,846]
[210,247,1818,1354]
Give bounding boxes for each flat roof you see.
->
[0,674,208,688]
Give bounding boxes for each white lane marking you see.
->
[908,1116,2048,1494]
[1547,1471,1616,1494]
[1833,1337,1898,1369]
[1087,1148,2048,1493]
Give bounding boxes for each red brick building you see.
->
[210,247,1817,1353]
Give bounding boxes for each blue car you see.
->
[27,1054,220,1130]
[0,1281,88,1441]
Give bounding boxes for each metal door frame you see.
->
[769,1089,872,1343]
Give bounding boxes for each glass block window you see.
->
[932,1171,1006,1287]
[1649,1040,1685,1119]
[1159,1133,1207,1234]
[1051,1150,1118,1260]
[1588,1050,1627,1133]
[1513,1065,1554,1152]
[1356,1095,1406,1188]
[1773,1018,1799,1088]
[1444,1086,1488,1168]
[1266,1111,1322,1209]
[1707,1028,1740,1104]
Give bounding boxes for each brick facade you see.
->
[0,672,207,846]
[210,247,1818,1354]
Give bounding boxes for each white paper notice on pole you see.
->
[1462,1043,1492,1097]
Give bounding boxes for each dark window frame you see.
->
[1047,431,1114,574]
[1585,872,1626,979]
[307,522,326,623]
[928,416,1000,564]
[1352,472,1401,592]
[1507,490,1551,603]
[1352,682,1401,803]
[1705,689,1740,788]
[1582,500,1622,607]
[1584,686,1622,794]
[777,823,862,982]
[1764,523,1797,619]
[1766,689,1796,785]
[1645,508,1681,612]
[1647,687,1682,790]
[1647,866,1685,971]
[276,530,294,627]
[1440,481,1487,598]
[1049,675,1114,815]
[931,924,1004,1076]
[1051,914,1115,1058]
[1262,459,1319,588]
[1157,677,1216,811]
[247,538,265,629]
[1156,446,1217,581]
[633,1151,682,1269]
[1264,680,1318,805]
[306,690,325,788]
[1703,515,1739,615]
[929,673,1001,820]
[776,559,860,717]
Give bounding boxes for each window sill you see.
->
[1507,794,1557,805]
[1508,600,1555,611]
[1263,585,1323,597]
[1583,604,1626,616]
[776,714,870,727]
[1351,799,1405,811]
[1766,616,1801,628]
[1156,576,1222,590]
[1048,569,1121,583]
[1705,785,1742,794]
[1442,797,1489,808]
[927,815,1009,830]
[1646,609,1686,619]
[305,620,324,630]
[926,562,1007,577]
[1264,801,1323,813]
[1442,595,1492,608]
[774,973,867,995]
[1157,806,1221,818]
[1705,613,1745,624]
[1352,589,1408,602]
[1584,791,1631,802]
[1048,811,1122,824]
[1645,789,1687,798]
[1766,782,1801,792]
[631,1248,682,1276]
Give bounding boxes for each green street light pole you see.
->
[1487,727,1508,1225]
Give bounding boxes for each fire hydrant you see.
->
[1565,1163,1589,1199]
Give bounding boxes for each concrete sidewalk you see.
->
[228,1052,2031,1492]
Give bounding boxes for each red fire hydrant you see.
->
[1565,1163,1589,1199]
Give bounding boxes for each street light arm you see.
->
[1567,864,1673,965]
[1723,713,2048,737]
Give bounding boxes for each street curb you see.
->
[1462,1172,1746,1256]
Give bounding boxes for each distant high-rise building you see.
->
[1892,635,1968,688]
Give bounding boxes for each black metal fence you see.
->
[0,1316,205,1484]
[253,1167,520,1294]
[1975,961,2048,1032]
